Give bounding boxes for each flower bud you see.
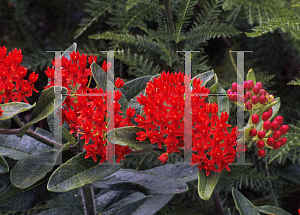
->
[267,108,273,116]
[251,95,259,104]
[273,130,282,139]
[258,130,266,139]
[249,128,257,137]
[251,114,259,124]
[279,137,287,146]
[263,121,271,131]
[227,89,233,95]
[258,149,266,157]
[245,102,252,110]
[245,91,252,100]
[279,125,289,135]
[248,80,254,90]
[253,86,260,95]
[267,137,275,146]
[271,121,279,131]
[244,81,250,90]
[274,116,283,125]
[262,112,270,121]
[256,82,263,91]
[232,82,237,92]
[259,89,267,96]
[273,141,281,149]
[256,140,265,148]
[259,95,267,104]
[237,84,243,93]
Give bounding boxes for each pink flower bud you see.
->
[256,140,265,148]
[271,121,279,131]
[251,95,258,104]
[245,102,252,110]
[279,137,287,146]
[248,80,254,90]
[259,89,267,96]
[279,125,289,135]
[253,86,260,95]
[232,82,237,92]
[273,130,282,139]
[249,128,257,137]
[256,82,263,91]
[258,130,266,139]
[273,141,281,149]
[245,91,252,100]
[263,121,271,131]
[267,137,275,146]
[274,116,283,125]
[251,114,259,124]
[259,95,267,104]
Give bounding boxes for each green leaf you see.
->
[125,0,156,10]
[37,207,83,215]
[10,143,70,189]
[0,177,59,211]
[197,170,220,200]
[61,126,76,144]
[17,86,68,137]
[232,187,260,215]
[91,61,114,91]
[47,111,69,136]
[246,68,256,86]
[255,205,292,215]
[0,102,35,121]
[0,118,11,129]
[256,97,280,132]
[88,168,188,195]
[120,76,152,101]
[209,74,230,118]
[192,70,215,87]
[107,126,156,150]
[0,133,52,160]
[62,43,77,60]
[0,154,9,173]
[47,152,122,192]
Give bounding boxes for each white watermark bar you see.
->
[176,51,200,163]
[46,50,64,165]
[229,51,253,166]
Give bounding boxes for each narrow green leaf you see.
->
[0,102,35,121]
[91,61,114,91]
[61,126,76,144]
[246,68,256,86]
[47,152,122,192]
[107,126,156,150]
[209,74,230,117]
[0,177,59,211]
[0,154,9,173]
[88,168,188,195]
[232,187,260,215]
[37,207,83,215]
[120,76,152,101]
[197,170,220,200]
[125,0,155,10]
[255,205,292,215]
[192,70,215,87]
[62,43,77,60]
[17,86,68,137]
[10,143,70,189]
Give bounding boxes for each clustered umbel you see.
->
[227,80,289,157]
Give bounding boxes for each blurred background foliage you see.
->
[1,0,300,214]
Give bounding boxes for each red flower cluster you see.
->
[0,46,39,107]
[45,51,133,163]
[134,71,239,176]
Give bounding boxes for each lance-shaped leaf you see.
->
[192,70,215,87]
[0,102,35,121]
[256,98,280,132]
[0,176,60,211]
[0,118,11,129]
[88,168,188,195]
[91,61,114,91]
[255,205,292,215]
[197,170,221,200]
[61,126,76,144]
[10,143,70,189]
[37,207,83,215]
[47,152,122,192]
[107,126,157,150]
[47,111,69,136]
[209,74,230,118]
[120,76,152,101]
[0,131,52,160]
[0,154,9,173]
[246,68,256,86]
[232,187,260,215]
[17,86,68,137]
[61,42,77,60]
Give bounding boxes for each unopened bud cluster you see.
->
[227,80,289,157]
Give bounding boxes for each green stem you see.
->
[13,115,24,127]
[81,187,96,215]
[212,192,226,215]
[0,128,63,149]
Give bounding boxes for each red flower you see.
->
[115,77,125,88]
[134,71,238,176]
[102,61,111,73]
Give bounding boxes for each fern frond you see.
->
[292,2,300,7]
[246,16,300,37]
[194,0,223,25]
[23,50,53,71]
[174,0,198,43]
[125,0,159,10]
[287,72,300,86]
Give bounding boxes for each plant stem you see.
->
[81,187,96,215]
[13,115,24,127]
[0,128,63,149]
[212,192,226,215]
